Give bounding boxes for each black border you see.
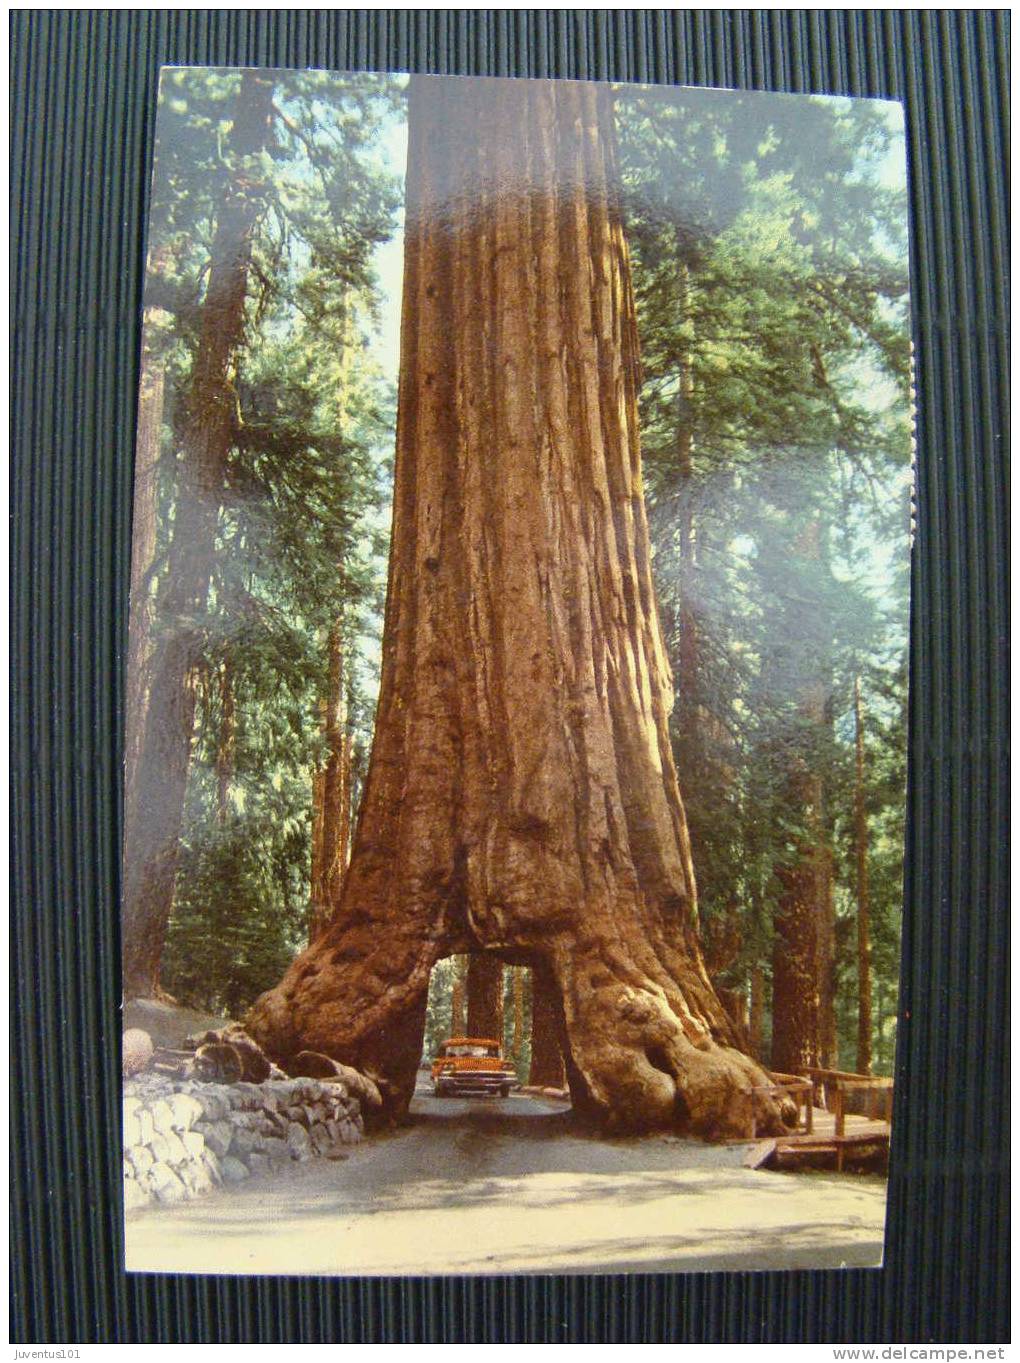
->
[10,9,1009,1344]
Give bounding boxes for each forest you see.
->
[122,70,911,1135]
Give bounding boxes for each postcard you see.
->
[121,68,912,1276]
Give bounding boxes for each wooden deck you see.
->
[743,1068,893,1173]
[744,1109,892,1172]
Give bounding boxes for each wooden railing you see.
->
[803,1067,894,1136]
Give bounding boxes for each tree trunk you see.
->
[247,76,780,1137]
[449,955,467,1036]
[817,836,837,1069]
[770,513,829,1077]
[124,246,172,827]
[215,660,235,826]
[309,621,351,942]
[122,72,276,1000]
[854,675,872,1075]
[310,763,326,937]
[466,955,503,1039]
[749,965,765,1062]
[770,751,823,1075]
[529,961,566,1089]
[511,966,525,1064]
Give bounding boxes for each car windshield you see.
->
[444,1044,497,1058]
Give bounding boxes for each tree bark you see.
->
[770,747,823,1075]
[511,966,525,1064]
[817,835,838,1069]
[215,660,235,826]
[770,514,830,1077]
[449,955,467,1036]
[528,960,566,1089]
[854,675,872,1075]
[247,76,781,1137]
[309,621,352,942]
[749,965,765,1062]
[124,246,172,828]
[122,72,276,1000]
[466,954,503,1039]
[310,760,327,939]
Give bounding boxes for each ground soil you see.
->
[125,1080,887,1275]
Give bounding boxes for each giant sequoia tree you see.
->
[248,76,781,1138]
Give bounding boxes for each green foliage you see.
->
[148,71,402,1015]
[617,86,912,1072]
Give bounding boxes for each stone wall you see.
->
[123,1071,363,1211]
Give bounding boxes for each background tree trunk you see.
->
[122,71,275,999]
[854,675,872,1075]
[749,965,765,1062]
[466,955,503,1039]
[247,76,781,1137]
[309,762,327,938]
[309,621,351,941]
[770,515,828,1076]
[770,757,823,1074]
[215,660,235,826]
[528,963,566,1089]
[449,955,467,1036]
[124,247,171,827]
[510,966,525,1064]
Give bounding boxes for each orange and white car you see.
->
[430,1036,517,1098]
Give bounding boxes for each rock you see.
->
[202,1149,223,1185]
[169,1092,203,1132]
[162,1131,188,1165]
[192,1089,227,1122]
[230,1127,257,1156]
[150,1099,176,1135]
[221,1156,251,1183]
[339,1120,361,1145]
[180,1162,214,1196]
[181,1130,205,1159]
[137,1108,154,1145]
[127,1144,154,1177]
[309,1123,332,1155]
[286,1122,312,1160]
[123,1109,141,1147]
[123,1029,154,1077]
[196,1120,232,1158]
[326,1120,341,1143]
[247,1153,269,1178]
[149,1162,188,1203]
[234,1082,264,1109]
[261,1137,289,1165]
[123,1177,150,1211]
[148,1132,170,1163]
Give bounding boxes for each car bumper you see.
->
[434,1073,513,1094]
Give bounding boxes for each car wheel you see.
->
[500,1085,511,1098]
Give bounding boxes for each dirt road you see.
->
[125,1083,887,1276]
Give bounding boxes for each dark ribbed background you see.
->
[10,9,1009,1345]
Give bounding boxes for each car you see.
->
[430,1036,517,1098]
